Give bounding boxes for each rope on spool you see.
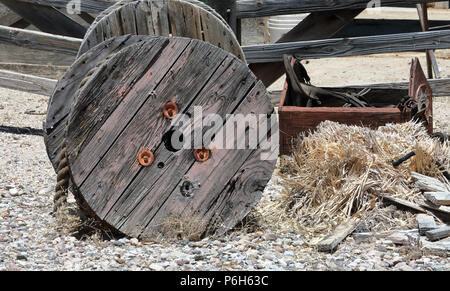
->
[53,139,69,212]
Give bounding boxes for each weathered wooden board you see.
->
[382,196,427,213]
[0,63,67,79]
[417,214,437,236]
[0,69,56,95]
[65,37,277,238]
[424,192,450,206]
[244,29,450,64]
[0,0,86,38]
[44,35,149,171]
[411,172,450,193]
[426,225,450,242]
[317,218,359,252]
[11,0,116,14]
[78,0,245,62]
[0,25,81,55]
[236,0,438,18]
[0,43,76,66]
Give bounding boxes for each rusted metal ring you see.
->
[194,147,210,162]
[137,149,154,167]
[163,101,179,120]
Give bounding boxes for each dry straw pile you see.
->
[256,121,450,240]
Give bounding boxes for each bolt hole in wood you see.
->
[180,181,195,198]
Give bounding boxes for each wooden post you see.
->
[417,3,441,79]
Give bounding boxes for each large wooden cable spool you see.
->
[63,36,277,238]
[77,0,245,62]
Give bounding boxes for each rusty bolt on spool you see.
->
[137,149,154,167]
[163,101,179,120]
[194,147,210,162]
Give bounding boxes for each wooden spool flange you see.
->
[78,0,245,62]
[65,37,277,239]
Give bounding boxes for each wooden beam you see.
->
[337,19,450,38]
[236,0,438,18]
[424,192,450,206]
[244,29,450,64]
[12,0,116,14]
[327,78,450,98]
[426,225,450,242]
[250,9,362,87]
[0,69,56,96]
[0,10,23,26]
[317,218,359,252]
[0,25,81,55]
[0,0,86,38]
[0,43,76,66]
[382,196,427,213]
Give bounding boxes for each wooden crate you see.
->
[278,81,414,156]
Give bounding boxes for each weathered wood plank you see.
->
[417,214,437,235]
[135,0,153,35]
[168,0,202,40]
[12,0,116,14]
[0,63,67,79]
[236,0,438,18]
[119,0,138,35]
[150,0,170,36]
[0,43,76,66]
[0,25,81,55]
[426,225,450,242]
[337,19,450,38]
[419,200,450,223]
[244,30,450,64]
[0,9,23,26]
[382,196,427,213]
[325,78,450,98]
[317,218,359,252]
[424,192,450,206]
[0,0,86,38]
[411,172,450,193]
[0,69,56,95]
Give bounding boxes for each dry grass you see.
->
[256,121,450,241]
